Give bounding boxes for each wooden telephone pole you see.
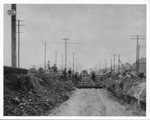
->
[118,54,120,73]
[72,52,75,73]
[62,37,70,70]
[114,54,115,73]
[76,58,78,72]
[11,4,17,67]
[131,35,145,75]
[110,59,112,72]
[44,41,47,72]
[62,37,80,70]
[61,55,64,70]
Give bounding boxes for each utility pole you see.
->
[131,35,145,75]
[61,55,63,70]
[103,64,105,73]
[73,52,75,73]
[62,37,70,71]
[104,59,107,72]
[105,59,107,72]
[17,19,24,68]
[11,4,17,67]
[99,62,101,74]
[118,54,120,73]
[111,59,112,72]
[55,50,57,66]
[62,37,70,81]
[114,54,115,73]
[61,37,80,79]
[44,41,47,72]
[68,60,70,69]
[76,58,78,72]
[42,41,53,73]
[49,38,80,70]
[137,45,140,74]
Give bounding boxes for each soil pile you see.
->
[4,73,75,116]
[97,74,146,111]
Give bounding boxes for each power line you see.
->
[44,4,59,34]
[48,5,56,19]
[42,5,53,27]
[45,4,59,30]
[46,4,54,20]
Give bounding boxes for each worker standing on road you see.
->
[52,64,57,75]
[63,68,67,80]
[91,71,96,81]
[47,61,50,73]
[68,68,72,78]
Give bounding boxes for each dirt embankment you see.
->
[96,74,146,115]
[4,73,75,116]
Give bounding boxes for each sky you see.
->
[4,4,146,71]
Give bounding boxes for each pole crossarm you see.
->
[67,42,81,44]
[62,37,70,41]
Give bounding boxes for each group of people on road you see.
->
[47,60,97,84]
[61,67,82,81]
[47,61,58,75]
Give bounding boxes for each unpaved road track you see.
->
[49,88,134,116]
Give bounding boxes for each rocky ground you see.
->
[95,73,146,115]
[49,75,146,116]
[4,71,146,116]
[4,72,75,116]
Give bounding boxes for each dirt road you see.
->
[49,88,134,116]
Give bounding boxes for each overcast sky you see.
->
[4,4,146,71]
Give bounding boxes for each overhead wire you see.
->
[49,5,56,19]
[41,4,53,27]
[45,4,54,20]
[44,4,61,39]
